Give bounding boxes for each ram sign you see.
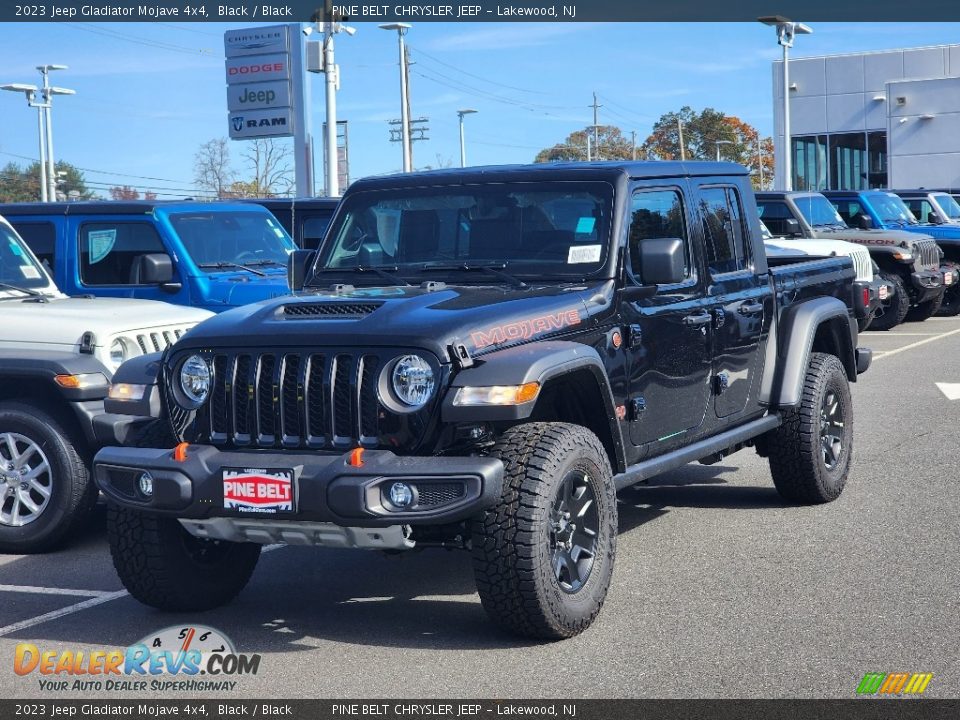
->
[228,108,295,140]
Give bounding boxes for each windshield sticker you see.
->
[19,265,41,279]
[88,229,117,264]
[567,244,602,264]
[575,217,596,234]
[8,240,23,256]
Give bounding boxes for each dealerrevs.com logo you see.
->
[14,625,260,692]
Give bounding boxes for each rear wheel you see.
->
[905,291,944,322]
[869,272,909,331]
[764,353,852,504]
[472,422,617,640]
[937,287,960,317]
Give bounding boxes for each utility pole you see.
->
[322,22,339,197]
[37,65,72,202]
[380,23,413,172]
[631,130,637,161]
[757,133,764,189]
[586,135,592,162]
[590,92,602,160]
[677,118,686,161]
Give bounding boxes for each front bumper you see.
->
[94,445,504,528]
[942,264,960,294]
[910,269,943,303]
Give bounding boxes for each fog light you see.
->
[137,472,154,498]
[389,482,413,508]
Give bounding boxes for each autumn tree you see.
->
[241,138,294,197]
[194,137,235,198]
[0,161,94,202]
[641,106,774,188]
[534,125,636,163]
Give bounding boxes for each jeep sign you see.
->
[227,81,291,112]
[225,54,290,85]
[228,108,295,140]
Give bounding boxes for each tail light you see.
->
[862,287,870,308]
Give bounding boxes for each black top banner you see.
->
[6,0,960,22]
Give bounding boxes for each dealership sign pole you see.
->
[224,24,313,197]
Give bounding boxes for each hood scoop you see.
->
[282,301,384,319]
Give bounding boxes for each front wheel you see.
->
[107,505,261,611]
[937,287,960,317]
[764,353,853,504]
[905,291,944,322]
[869,272,908,331]
[472,422,617,640]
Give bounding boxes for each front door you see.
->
[623,185,714,449]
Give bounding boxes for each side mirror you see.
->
[639,237,686,286]
[927,212,940,224]
[784,218,801,236]
[132,253,175,286]
[288,249,316,291]
[855,214,874,230]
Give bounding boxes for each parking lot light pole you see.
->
[380,23,412,173]
[759,16,812,191]
[715,140,733,162]
[1,83,48,201]
[457,109,477,167]
[37,65,71,202]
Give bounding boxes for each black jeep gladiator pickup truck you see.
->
[94,162,871,640]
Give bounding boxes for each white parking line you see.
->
[0,584,115,597]
[862,332,943,336]
[0,590,129,638]
[0,543,287,638]
[872,327,960,361]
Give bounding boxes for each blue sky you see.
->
[0,21,957,197]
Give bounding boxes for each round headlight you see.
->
[109,339,127,368]
[391,354,435,409]
[179,354,211,406]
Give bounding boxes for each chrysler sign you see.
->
[228,108,295,140]
[224,27,289,58]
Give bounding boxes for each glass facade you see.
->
[792,131,888,191]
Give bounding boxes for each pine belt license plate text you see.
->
[223,468,294,514]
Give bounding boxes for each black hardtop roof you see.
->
[241,197,340,210]
[892,189,953,196]
[346,161,747,193]
[820,190,887,196]
[756,191,829,199]
[0,200,267,217]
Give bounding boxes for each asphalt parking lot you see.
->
[1,317,959,700]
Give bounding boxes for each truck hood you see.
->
[894,224,960,243]
[192,269,292,309]
[174,281,615,362]
[0,296,212,348]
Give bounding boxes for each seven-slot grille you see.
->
[915,239,940,270]
[206,351,382,450]
[848,247,873,282]
[133,327,188,354]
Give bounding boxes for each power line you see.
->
[411,66,568,117]
[65,23,221,58]
[0,151,195,186]
[409,45,556,98]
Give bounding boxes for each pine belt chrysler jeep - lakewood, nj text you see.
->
[94,162,871,639]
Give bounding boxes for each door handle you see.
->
[682,311,712,327]
[738,301,764,315]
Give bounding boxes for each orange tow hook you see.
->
[173,442,190,462]
[348,448,365,467]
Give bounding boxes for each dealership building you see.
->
[772,44,960,191]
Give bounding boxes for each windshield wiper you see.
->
[314,265,412,286]
[198,262,266,277]
[420,262,527,288]
[243,259,286,268]
[0,282,48,302]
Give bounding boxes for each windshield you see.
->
[934,193,960,220]
[0,223,54,293]
[868,193,918,225]
[793,195,847,228]
[313,182,614,284]
[168,211,295,271]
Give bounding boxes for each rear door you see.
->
[696,183,771,419]
[622,181,714,449]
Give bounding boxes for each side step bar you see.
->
[612,414,781,491]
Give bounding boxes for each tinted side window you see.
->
[628,189,691,284]
[301,216,332,250]
[699,187,750,276]
[79,222,165,286]
[832,199,866,225]
[756,201,793,236]
[10,222,56,268]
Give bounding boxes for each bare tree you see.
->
[241,138,294,197]
[193,138,235,198]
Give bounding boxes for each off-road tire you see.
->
[472,422,617,640]
[905,291,944,322]
[0,401,95,553]
[936,287,960,317]
[107,505,261,611]
[765,353,852,504]
[869,272,908,331]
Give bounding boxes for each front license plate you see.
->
[223,468,294,514]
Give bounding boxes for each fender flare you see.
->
[103,352,164,417]
[441,341,626,471]
[760,297,856,408]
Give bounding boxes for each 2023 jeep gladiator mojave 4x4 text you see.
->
[0,214,211,552]
[94,162,871,639]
